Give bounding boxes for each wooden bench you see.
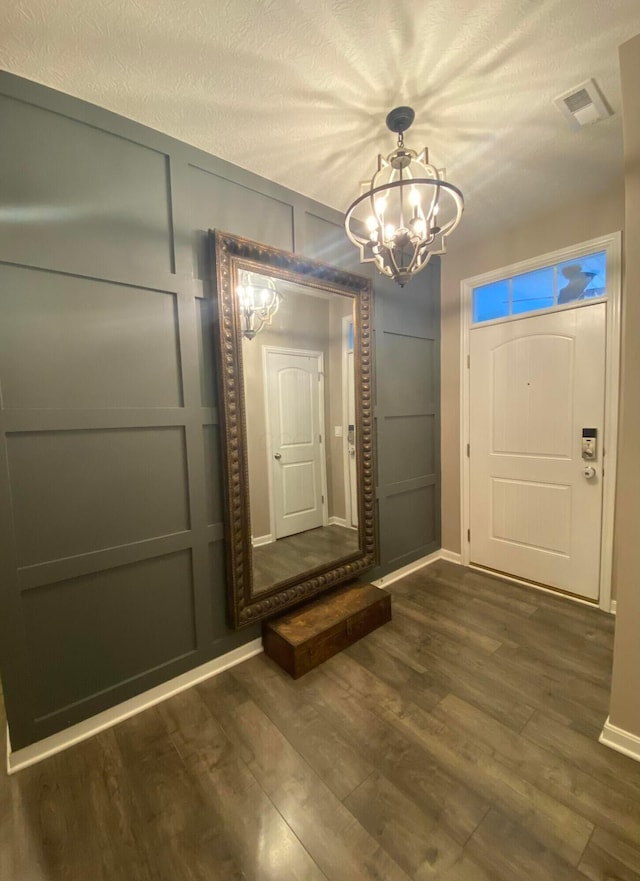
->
[262,581,392,678]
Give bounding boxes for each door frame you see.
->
[262,345,329,540]
[459,231,622,611]
[341,314,357,530]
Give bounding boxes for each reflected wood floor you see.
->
[252,524,359,595]
[3,560,640,881]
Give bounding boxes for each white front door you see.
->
[469,303,606,600]
[266,349,325,539]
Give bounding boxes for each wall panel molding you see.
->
[0,258,184,296]
[16,532,197,592]
[370,260,442,579]
[0,70,441,750]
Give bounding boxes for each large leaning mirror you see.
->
[211,230,377,628]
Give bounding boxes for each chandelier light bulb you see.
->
[344,106,464,286]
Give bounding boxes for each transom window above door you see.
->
[472,250,607,324]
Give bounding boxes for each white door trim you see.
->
[341,315,353,529]
[459,231,622,612]
[262,345,329,538]
[341,315,359,530]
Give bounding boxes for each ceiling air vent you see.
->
[554,79,612,130]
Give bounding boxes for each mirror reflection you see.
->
[212,230,376,628]
[240,270,360,596]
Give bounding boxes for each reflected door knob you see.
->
[274,453,282,460]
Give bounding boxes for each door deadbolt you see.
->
[582,428,597,460]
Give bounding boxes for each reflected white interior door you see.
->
[469,303,606,599]
[266,350,324,539]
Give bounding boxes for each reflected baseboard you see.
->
[252,534,273,548]
[252,522,357,550]
[328,516,356,529]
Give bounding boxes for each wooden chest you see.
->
[262,581,392,678]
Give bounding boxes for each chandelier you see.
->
[236,271,281,340]
[344,107,464,287]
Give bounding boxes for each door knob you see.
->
[274,453,282,460]
[582,465,596,480]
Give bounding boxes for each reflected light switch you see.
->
[334,425,343,438]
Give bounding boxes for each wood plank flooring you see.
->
[252,524,359,594]
[3,559,640,881]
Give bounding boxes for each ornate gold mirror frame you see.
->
[211,230,377,628]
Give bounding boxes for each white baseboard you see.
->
[252,533,273,548]
[439,549,463,564]
[6,548,464,773]
[372,548,461,589]
[467,563,602,610]
[256,523,356,543]
[6,638,263,775]
[599,716,640,763]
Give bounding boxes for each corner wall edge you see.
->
[599,716,640,763]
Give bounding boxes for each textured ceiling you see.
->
[1,0,639,243]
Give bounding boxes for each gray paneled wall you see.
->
[372,263,441,574]
[0,72,440,750]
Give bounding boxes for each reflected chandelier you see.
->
[237,272,281,340]
[344,107,464,287]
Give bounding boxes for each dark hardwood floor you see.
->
[3,560,640,881]
[252,524,359,594]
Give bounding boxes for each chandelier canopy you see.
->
[237,271,281,340]
[344,106,464,287]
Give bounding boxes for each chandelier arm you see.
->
[344,177,464,244]
[404,239,423,276]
